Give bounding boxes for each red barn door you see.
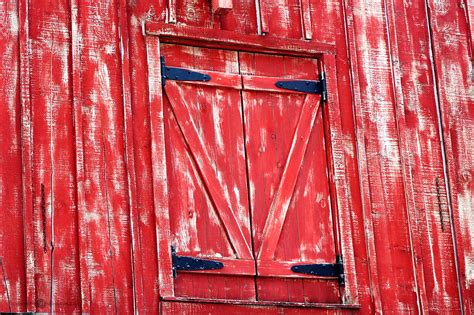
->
[154,42,342,304]
[240,53,340,303]
[160,44,256,300]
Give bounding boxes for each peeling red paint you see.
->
[0,0,472,313]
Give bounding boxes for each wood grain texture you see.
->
[0,0,472,313]
[426,0,474,312]
[0,0,26,312]
[128,0,165,311]
[342,0,419,312]
[28,1,81,312]
[384,0,462,312]
[76,0,134,312]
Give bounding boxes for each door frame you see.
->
[145,22,359,306]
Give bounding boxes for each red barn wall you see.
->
[0,0,472,313]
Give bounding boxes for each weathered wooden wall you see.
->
[0,0,472,313]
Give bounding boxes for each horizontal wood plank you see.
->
[146,23,335,56]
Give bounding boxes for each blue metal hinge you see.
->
[161,56,211,86]
[275,72,327,102]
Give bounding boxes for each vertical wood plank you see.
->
[117,0,142,311]
[70,0,89,311]
[426,0,474,312]
[146,36,174,298]
[256,0,269,34]
[168,0,176,23]
[464,1,474,59]
[299,0,313,39]
[76,0,134,312]
[0,0,27,311]
[322,55,359,304]
[309,0,374,309]
[28,0,81,312]
[127,0,165,311]
[342,0,420,312]
[384,0,462,311]
[18,0,36,310]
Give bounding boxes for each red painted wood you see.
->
[384,0,462,312]
[465,1,474,58]
[254,92,321,261]
[146,36,175,299]
[342,0,427,312]
[159,44,256,299]
[426,0,474,312]
[27,1,81,312]
[1,0,472,313]
[212,0,233,15]
[145,23,336,56]
[299,0,313,39]
[75,0,134,312]
[128,1,164,312]
[18,0,36,310]
[160,300,359,314]
[0,0,27,312]
[164,79,252,260]
[167,0,177,23]
[240,52,339,303]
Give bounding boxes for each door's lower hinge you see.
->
[171,246,224,278]
[275,72,327,102]
[161,56,211,86]
[291,255,345,286]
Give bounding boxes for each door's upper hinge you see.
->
[291,254,345,286]
[275,72,327,102]
[171,246,224,278]
[161,56,211,86]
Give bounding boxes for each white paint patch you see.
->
[212,91,225,151]
[458,191,474,283]
[8,10,18,35]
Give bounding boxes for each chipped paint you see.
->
[1,0,473,313]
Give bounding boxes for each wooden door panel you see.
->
[240,52,339,303]
[161,44,255,300]
[165,83,252,259]
[158,45,340,302]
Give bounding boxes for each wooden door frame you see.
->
[145,22,359,306]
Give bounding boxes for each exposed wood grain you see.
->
[342,0,420,312]
[1,0,471,312]
[299,0,313,39]
[426,0,474,312]
[384,0,462,311]
[146,23,336,56]
[167,0,176,23]
[145,35,175,299]
[76,0,134,312]
[464,0,474,59]
[28,1,81,312]
[127,0,164,311]
[257,94,321,260]
[18,0,36,310]
[160,299,360,312]
[164,82,253,260]
[0,0,26,312]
